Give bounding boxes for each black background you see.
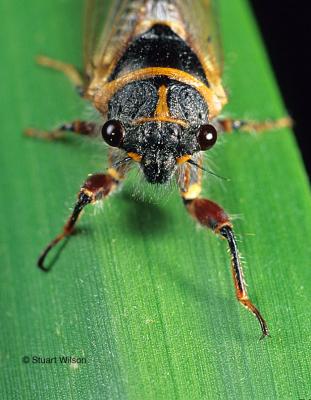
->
[250,0,310,176]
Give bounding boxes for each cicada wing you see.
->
[84,0,224,88]
[83,0,110,73]
[84,0,144,81]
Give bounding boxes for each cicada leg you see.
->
[217,116,292,133]
[179,159,269,339]
[25,55,94,140]
[38,153,129,271]
[25,121,97,141]
[36,55,84,89]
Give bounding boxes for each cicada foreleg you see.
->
[36,55,85,90]
[38,158,128,272]
[25,121,97,141]
[24,53,94,140]
[179,160,269,339]
[217,116,292,133]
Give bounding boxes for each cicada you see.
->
[27,0,291,338]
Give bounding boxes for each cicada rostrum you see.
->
[27,0,291,338]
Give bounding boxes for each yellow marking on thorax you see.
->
[155,85,170,118]
[134,20,187,42]
[133,117,188,127]
[134,85,188,126]
[90,67,223,119]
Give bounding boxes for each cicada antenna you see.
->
[187,159,230,181]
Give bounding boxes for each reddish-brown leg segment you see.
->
[25,120,97,140]
[38,167,125,271]
[184,197,269,338]
[179,158,269,340]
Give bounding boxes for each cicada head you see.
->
[102,80,218,184]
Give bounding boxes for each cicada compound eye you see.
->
[101,120,124,147]
[197,124,217,150]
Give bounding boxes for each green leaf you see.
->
[1,0,310,399]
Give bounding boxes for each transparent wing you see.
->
[83,0,111,71]
[84,0,223,82]
[84,0,143,80]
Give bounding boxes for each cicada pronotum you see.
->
[27,0,291,338]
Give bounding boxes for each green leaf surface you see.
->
[1,0,310,399]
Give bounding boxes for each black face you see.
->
[105,80,217,184]
[124,121,198,184]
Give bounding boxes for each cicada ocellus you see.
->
[27,0,291,338]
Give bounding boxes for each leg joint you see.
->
[185,198,230,231]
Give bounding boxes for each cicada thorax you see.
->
[86,12,227,120]
[85,9,226,183]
